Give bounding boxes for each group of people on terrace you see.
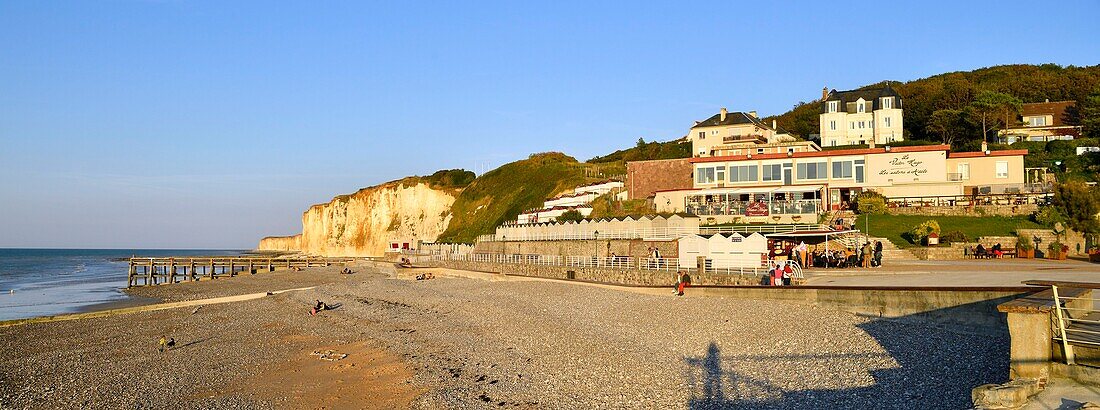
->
[775,239,884,269]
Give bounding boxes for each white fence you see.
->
[431,253,803,278]
[477,224,827,243]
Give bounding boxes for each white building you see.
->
[515,180,624,225]
[678,232,768,269]
[819,84,904,147]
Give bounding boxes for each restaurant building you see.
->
[652,144,1029,223]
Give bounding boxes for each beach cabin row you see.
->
[492,214,701,241]
[678,232,768,269]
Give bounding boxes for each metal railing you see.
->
[431,253,804,278]
[1027,280,1100,365]
[478,224,829,243]
[887,192,1053,208]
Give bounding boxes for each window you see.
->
[870,120,874,128]
[995,161,1009,179]
[1028,116,1047,127]
[857,102,865,113]
[729,165,758,182]
[828,101,838,112]
[859,121,865,129]
[832,160,854,179]
[850,122,855,130]
[884,116,891,127]
[855,160,865,183]
[957,163,970,180]
[762,164,783,181]
[829,120,836,130]
[796,162,827,180]
[698,131,705,139]
[695,167,716,184]
[882,97,892,109]
[757,148,765,154]
[716,166,725,182]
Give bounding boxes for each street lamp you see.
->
[594,230,600,266]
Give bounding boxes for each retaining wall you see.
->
[427,259,765,286]
[888,204,1037,217]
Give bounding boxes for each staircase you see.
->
[869,236,918,261]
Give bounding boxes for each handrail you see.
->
[1041,281,1100,366]
[430,252,803,278]
[1023,280,1100,290]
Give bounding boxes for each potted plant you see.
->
[1016,234,1035,259]
[1047,241,1068,260]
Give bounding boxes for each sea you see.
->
[0,249,244,321]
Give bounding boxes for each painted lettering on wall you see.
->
[879,154,929,177]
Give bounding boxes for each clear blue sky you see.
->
[2,1,1098,249]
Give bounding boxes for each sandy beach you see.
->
[0,262,1009,409]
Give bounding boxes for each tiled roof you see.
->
[691,111,772,130]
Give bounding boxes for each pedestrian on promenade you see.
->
[874,241,883,267]
[674,271,687,296]
[862,242,873,268]
[782,262,793,286]
[772,263,784,286]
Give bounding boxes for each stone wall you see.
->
[427,259,765,286]
[473,239,678,259]
[887,204,1037,217]
[626,158,693,200]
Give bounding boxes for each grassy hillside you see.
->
[436,153,598,243]
[766,64,1100,150]
[587,138,691,164]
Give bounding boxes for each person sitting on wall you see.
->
[992,243,1003,258]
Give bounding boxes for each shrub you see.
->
[940,230,968,244]
[556,209,585,223]
[1032,206,1067,228]
[904,220,942,245]
[1016,234,1035,251]
[853,191,888,215]
[1048,241,1069,253]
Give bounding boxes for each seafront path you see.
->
[804,258,1100,287]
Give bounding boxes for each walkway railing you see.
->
[477,224,828,243]
[1024,280,1100,365]
[887,192,1052,208]
[431,253,803,278]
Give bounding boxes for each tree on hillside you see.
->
[556,209,585,223]
[636,137,646,148]
[1052,181,1100,235]
[968,91,1022,143]
[1079,89,1100,139]
[926,109,966,146]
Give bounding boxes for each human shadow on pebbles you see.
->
[684,317,1009,409]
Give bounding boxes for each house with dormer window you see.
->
[819,83,904,147]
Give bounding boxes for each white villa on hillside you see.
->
[515,180,624,224]
[819,84,904,147]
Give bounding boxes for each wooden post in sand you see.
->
[229,259,235,277]
[146,260,154,286]
[267,258,272,272]
[209,259,216,280]
[168,258,176,284]
[127,260,135,288]
[247,259,254,274]
[189,259,196,281]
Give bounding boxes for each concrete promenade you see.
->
[803,258,1100,287]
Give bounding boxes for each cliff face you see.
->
[257,179,457,257]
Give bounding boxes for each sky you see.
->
[1,1,1098,249]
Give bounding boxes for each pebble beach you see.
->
[0,263,1009,409]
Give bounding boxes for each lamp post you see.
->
[501,235,507,262]
[594,230,600,266]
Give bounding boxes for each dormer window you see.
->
[1028,116,1047,126]
[828,101,838,113]
[857,101,865,113]
[882,97,893,109]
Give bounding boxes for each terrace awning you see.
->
[771,185,824,194]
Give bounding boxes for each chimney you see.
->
[822,87,829,101]
[868,138,875,149]
[719,108,727,122]
[981,140,989,152]
[748,111,757,118]
[772,120,777,130]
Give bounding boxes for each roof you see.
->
[821,83,902,113]
[1019,100,1076,126]
[690,144,953,164]
[946,149,1029,159]
[691,111,772,130]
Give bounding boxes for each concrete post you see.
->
[1006,312,1052,380]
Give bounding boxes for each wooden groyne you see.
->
[126,257,354,287]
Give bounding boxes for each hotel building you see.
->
[651,144,1028,223]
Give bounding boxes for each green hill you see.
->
[587,138,691,164]
[765,64,1100,150]
[436,152,601,243]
